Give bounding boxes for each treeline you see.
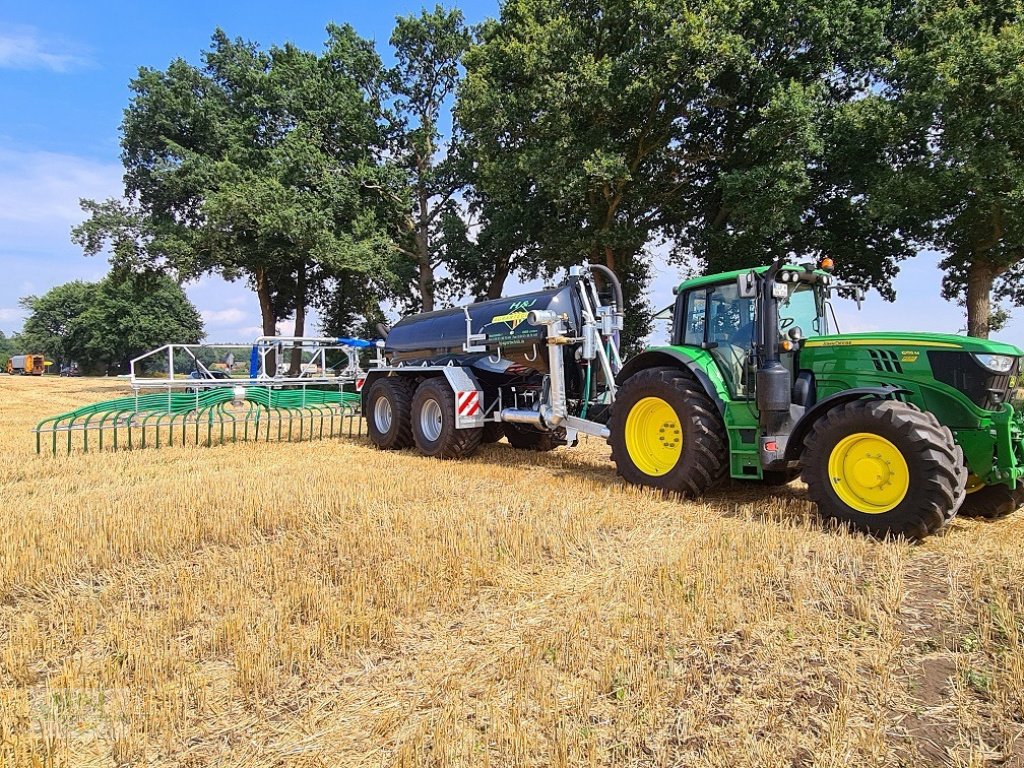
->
[13,276,203,375]
[75,0,1024,346]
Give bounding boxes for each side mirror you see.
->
[737,272,757,298]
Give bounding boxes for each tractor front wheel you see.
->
[609,368,728,497]
[411,379,483,459]
[958,481,1024,519]
[802,399,966,539]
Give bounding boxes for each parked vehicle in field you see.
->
[60,364,82,377]
[6,354,50,375]
[364,260,1024,539]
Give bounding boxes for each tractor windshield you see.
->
[778,284,827,337]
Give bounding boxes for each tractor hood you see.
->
[803,331,1023,357]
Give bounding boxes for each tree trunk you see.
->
[289,261,306,376]
[485,258,512,300]
[255,266,277,374]
[416,184,434,313]
[966,260,993,339]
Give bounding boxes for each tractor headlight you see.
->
[972,354,1015,374]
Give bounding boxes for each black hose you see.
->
[589,263,624,311]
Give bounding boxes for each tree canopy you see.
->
[20,276,203,374]
[455,0,920,348]
[882,0,1024,337]
[68,1,1024,345]
[74,26,396,355]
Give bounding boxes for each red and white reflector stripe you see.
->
[457,390,481,416]
[355,375,367,392]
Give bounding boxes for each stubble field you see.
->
[1,375,1022,767]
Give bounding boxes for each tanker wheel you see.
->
[502,424,562,452]
[609,368,728,497]
[801,399,967,540]
[411,379,484,459]
[958,479,1024,519]
[366,377,415,450]
[481,421,505,444]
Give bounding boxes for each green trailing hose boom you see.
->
[35,386,363,455]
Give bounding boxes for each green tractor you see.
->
[610,257,1024,539]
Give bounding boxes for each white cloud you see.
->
[200,308,247,324]
[0,308,22,322]
[234,325,266,340]
[0,146,123,231]
[0,27,91,72]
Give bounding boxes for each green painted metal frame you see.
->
[35,386,364,455]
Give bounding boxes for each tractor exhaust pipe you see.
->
[757,259,795,462]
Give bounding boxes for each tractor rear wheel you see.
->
[366,377,415,450]
[609,368,728,497]
[411,379,483,459]
[502,424,562,452]
[958,481,1024,519]
[801,399,966,539]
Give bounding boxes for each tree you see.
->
[382,5,473,313]
[886,0,1024,337]
[458,0,910,348]
[0,331,23,370]
[20,276,203,374]
[663,0,914,296]
[74,26,395,369]
[459,1,711,346]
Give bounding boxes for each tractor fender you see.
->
[783,385,911,463]
[616,349,729,415]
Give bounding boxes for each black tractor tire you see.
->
[502,423,563,452]
[366,377,415,450]
[801,399,967,540]
[411,379,483,459]
[481,421,505,444]
[608,367,728,497]
[761,469,801,486]
[958,482,1024,519]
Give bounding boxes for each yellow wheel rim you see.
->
[965,474,985,494]
[828,433,909,514]
[624,397,683,477]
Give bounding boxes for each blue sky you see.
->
[0,1,1020,346]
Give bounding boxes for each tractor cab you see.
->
[670,262,835,399]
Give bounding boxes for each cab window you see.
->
[779,283,825,337]
[678,283,755,398]
[683,292,706,346]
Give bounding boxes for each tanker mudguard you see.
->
[782,385,911,462]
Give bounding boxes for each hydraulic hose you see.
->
[589,262,624,351]
[589,263,624,313]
